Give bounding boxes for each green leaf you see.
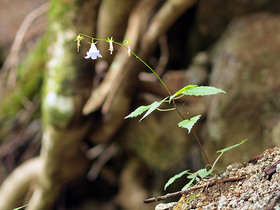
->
[181,86,226,96]
[124,105,151,119]
[164,169,190,190]
[140,98,166,121]
[182,168,214,191]
[195,168,214,179]
[182,178,195,191]
[169,85,197,102]
[217,139,248,153]
[124,98,167,121]
[178,115,201,133]
[169,85,225,102]
[13,204,28,210]
[187,174,200,182]
[187,168,214,181]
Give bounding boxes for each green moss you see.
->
[0,35,49,141]
[0,35,49,119]
[41,28,81,128]
[49,0,78,30]
[42,91,74,128]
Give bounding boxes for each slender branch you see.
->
[267,193,280,210]
[264,159,280,177]
[262,188,280,196]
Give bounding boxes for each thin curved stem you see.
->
[192,130,210,165]
[157,107,176,112]
[211,152,223,170]
[78,34,172,96]
[171,98,210,165]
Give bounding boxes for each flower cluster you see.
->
[75,35,133,61]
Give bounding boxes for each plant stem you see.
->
[78,34,171,96]
[211,152,223,170]
[170,97,210,165]
[77,34,210,165]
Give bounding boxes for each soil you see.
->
[155,147,280,209]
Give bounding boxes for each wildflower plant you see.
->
[75,34,225,128]
[75,33,246,194]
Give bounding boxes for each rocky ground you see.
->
[153,147,280,209]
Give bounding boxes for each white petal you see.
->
[84,52,91,59]
[91,55,97,59]
[90,44,98,52]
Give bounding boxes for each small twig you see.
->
[249,148,275,164]
[144,176,246,203]
[248,153,265,164]
[264,159,280,177]
[266,193,280,210]
[262,188,280,196]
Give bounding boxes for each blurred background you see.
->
[1,0,280,209]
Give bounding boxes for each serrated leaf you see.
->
[140,98,166,121]
[182,168,214,191]
[178,115,201,133]
[124,105,151,119]
[124,98,167,121]
[164,169,190,190]
[197,168,214,178]
[217,139,248,153]
[181,86,226,97]
[189,168,214,179]
[169,85,197,102]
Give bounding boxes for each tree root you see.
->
[0,158,41,210]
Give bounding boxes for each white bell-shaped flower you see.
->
[85,43,102,60]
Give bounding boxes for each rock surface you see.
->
[157,147,280,209]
